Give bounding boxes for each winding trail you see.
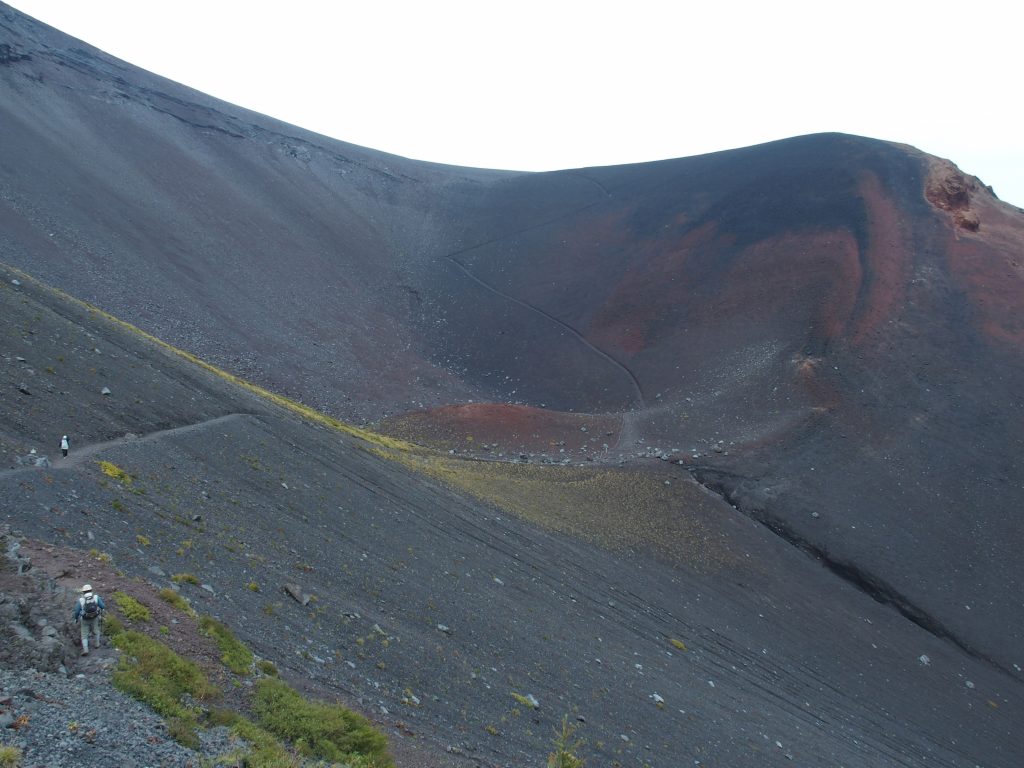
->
[1,413,251,478]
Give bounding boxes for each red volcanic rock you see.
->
[925,158,985,231]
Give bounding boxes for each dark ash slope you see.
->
[3,254,1022,768]
[2,2,1024,764]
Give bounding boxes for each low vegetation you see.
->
[98,460,134,485]
[207,709,294,768]
[384,451,733,571]
[548,716,585,768]
[0,745,22,768]
[102,614,125,636]
[256,659,279,677]
[252,678,393,766]
[199,615,253,675]
[110,629,217,748]
[98,607,393,765]
[88,548,112,563]
[158,588,196,616]
[112,591,151,622]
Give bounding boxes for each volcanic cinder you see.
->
[2,3,1023,766]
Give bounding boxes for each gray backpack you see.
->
[82,595,100,620]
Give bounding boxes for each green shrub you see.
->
[167,716,200,749]
[98,460,134,485]
[229,715,296,768]
[111,631,217,747]
[171,572,199,585]
[0,745,22,768]
[158,588,195,616]
[112,591,151,622]
[207,708,241,727]
[199,615,253,675]
[253,678,392,766]
[257,659,279,677]
[88,548,113,563]
[548,716,585,768]
[103,614,125,637]
[510,691,539,709]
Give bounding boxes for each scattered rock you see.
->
[100,386,112,396]
[283,583,310,606]
[436,624,453,635]
[16,454,50,468]
[17,382,31,395]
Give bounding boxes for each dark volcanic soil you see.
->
[2,3,1024,766]
[2,227,1023,768]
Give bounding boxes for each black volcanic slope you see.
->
[2,3,1024,766]
[3,240,1023,768]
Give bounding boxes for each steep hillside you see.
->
[3,244,1023,768]
[2,2,1024,765]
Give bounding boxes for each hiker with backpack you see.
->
[73,584,105,655]
[60,434,69,457]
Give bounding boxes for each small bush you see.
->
[112,591,151,622]
[253,678,393,766]
[167,716,200,749]
[207,708,241,727]
[0,745,22,767]
[510,691,539,709]
[98,460,134,485]
[102,614,125,637]
[547,716,585,768]
[136,534,151,547]
[229,714,295,768]
[257,659,279,677]
[158,588,195,616]
[199,615,253,675]
[171,573,199,585]
[247,581,260,592]
[670,638,687,652]
[111,631,217,747]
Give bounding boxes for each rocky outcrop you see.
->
[0,526,73,673]
[926,159,982,231]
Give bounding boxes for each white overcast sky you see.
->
[10,0,1023,206]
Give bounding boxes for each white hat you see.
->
[80,584,93,593]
